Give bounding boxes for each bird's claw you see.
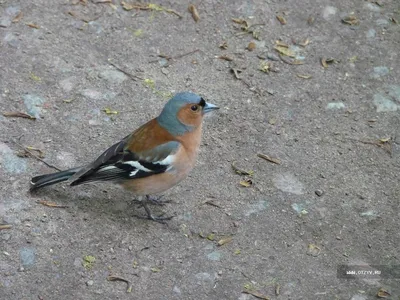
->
[136,201,174,224]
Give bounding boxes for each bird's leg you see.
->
[145,194,171,206]
[139,201,174,223]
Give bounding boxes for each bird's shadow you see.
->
[28,182,178,228]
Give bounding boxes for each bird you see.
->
[30,92,219,221]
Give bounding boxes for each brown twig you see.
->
[12,140,62,171]
[37,200,69,208]
[2,111,36,120]
[337,137,392,156]
[108,60,144,81]
[149,49,199,64]
[0,224,12,230]
[107,275,136,293]
[257,153,281,165]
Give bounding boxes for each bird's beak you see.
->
[203,102,219,114]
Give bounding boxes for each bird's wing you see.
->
[70,136,180,186]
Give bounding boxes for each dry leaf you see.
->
[242,290,270,300]
[342,14,359,25]
[274,45,295,57]
[27,23,40,29]
[219,41,228,50]
[26,146,45,158]
[297,38,310,47]
[239,178,252,187]
[275,40,289,48]
[247,41,256,51]
[150,267,161,273]
[218,55,233,61]
[275,284,280,295]
[92,0,111,3]
[230,68,242,79]
[217,237,233,246]
[30,73,42,82]
[12,12,23,23]
[307,244,321,256]
[188,4,200,22]
[259,61,271,73]
[257,153,281,165]
[206,233,215,241]
[2,111,36,119]
[390,17,398,24]
[276,15,287,25]
[379,137,391,143]
[296,74,312,79]
[103,108,118,115]
[121,1,134,10]
[232,18,248,27]
[231,161,253,176]
[377,288,391,298]
[348,55,358,63]
[37,200,68,208]
[321,57,336,68]
[307,15,315,25]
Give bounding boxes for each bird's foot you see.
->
[135,201,174,224]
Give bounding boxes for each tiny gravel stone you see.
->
[267,53,280,61]
[315,189,324,196]
[20,247,36,268]
[2,233,11,241]
[0,17,12,28]
[86,280,94,286]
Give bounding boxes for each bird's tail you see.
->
[30,167,82,191]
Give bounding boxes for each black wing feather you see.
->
[70,137,178,186]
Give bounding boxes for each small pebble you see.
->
[86,280,94,286]
[267,53,280,61]
[315,189,324,196]
[161,68,169,75]
[0,17,12,28]
[2,233,11,241]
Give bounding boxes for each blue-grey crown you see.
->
[157,92,201,136]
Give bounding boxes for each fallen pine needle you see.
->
[0,224,12,230]
[257,153,281,165]
[37,200,69,208]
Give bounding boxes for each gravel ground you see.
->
[1,0,399,299]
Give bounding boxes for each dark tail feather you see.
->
[30,167,82,191]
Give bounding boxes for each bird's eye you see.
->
[191,105,199,111]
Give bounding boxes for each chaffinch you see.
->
[30,92,219,221]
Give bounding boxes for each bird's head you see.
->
[157,92,219,136]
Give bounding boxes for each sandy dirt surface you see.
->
[1,0,400,299]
